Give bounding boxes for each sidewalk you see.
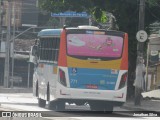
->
[122,89,160,113]
[122,99,160,112]
[122,89,160,114]
[0,86,32,93]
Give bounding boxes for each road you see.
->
[0,93,158,120]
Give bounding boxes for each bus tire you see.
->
[38,98,46,108]
[48,100,65,111]
[90,102,113,113]
[48,101,56,110]
[89,102,104,111]
[47,84,50,101]
[104,104,113,113]
[36,82,38,97]
[56,100,65,111]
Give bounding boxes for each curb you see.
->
[121,105,148,111]
[0,88,32,93]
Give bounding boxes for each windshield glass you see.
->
[67,34,123,58]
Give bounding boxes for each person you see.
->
[134,56,145,105]
[142,60,146,91]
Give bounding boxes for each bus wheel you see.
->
[48,101,56,110]
[36,82,38,97]
[89,102,104,111]
[104,104,113,113]
[49,100,65,111]
[38,98,46,108]
[56,100,65,111]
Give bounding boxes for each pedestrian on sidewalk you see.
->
[142,59,146,91]
[134,56,145,106]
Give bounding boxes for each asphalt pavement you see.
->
[0,86,160,114]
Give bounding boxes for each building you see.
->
[0,0,50,87]
[146,34,160,90]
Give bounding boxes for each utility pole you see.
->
[0,0,1,31]
[11,0,16,88]
[4,0,11,88]
[134,0,146,106]
[0,0,2,34]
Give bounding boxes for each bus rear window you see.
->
[67,34,123,59]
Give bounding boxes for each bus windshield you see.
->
[67,34,123,58]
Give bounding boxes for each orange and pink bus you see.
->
[32,26,128,112]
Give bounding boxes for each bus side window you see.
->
[40,39,47,61]
[54,38,60,63]
[39,38,60,63]
[51,38,56,62]
[39,39,43,60]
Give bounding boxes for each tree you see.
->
[38,0,160,97]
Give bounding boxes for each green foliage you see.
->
[100,11,108,23]
[146,0,160,7]
[46,18,59,27]
[38,0,107,23]
[38,0,92,13]
[92,9,108,23]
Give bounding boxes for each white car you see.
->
[142,89,160,99]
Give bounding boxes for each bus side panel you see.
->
[48,64,58,101]
[33,71,38,97]
[120,33,128,70]
[37,64,47,100]
[58,29,67,67]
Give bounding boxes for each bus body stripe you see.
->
[67,56,121,69]
[58,29,67,67]
[68,67,118,90]
[120,33,128,70]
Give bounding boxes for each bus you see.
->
[31,26,128,112]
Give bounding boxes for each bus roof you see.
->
[77,25,99,30]
[38,29,62,37]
